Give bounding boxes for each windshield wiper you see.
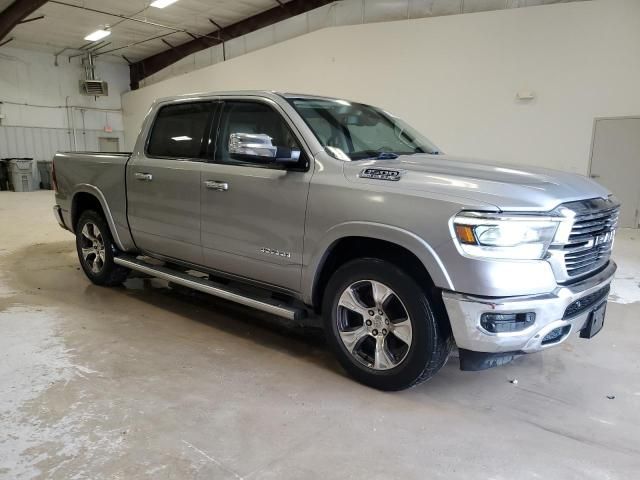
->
[350,150,399,160]
[376,152,398,159]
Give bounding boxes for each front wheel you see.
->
[322,258,451,391]
[75,210,129,286]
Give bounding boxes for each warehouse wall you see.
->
[0,47,129,185]
[122,0,640,175]
[139,0,588,89]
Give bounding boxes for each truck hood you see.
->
[343,154,611,212]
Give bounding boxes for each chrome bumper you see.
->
[53,205,68,230]
[442,261,617,354]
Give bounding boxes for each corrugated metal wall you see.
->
[0,125,125,186]
[0,126,71,159]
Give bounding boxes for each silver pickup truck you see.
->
[53,91,619,390]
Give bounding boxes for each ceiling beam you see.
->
[18,15,45,24]
[0,0,49,42]
[129,0,336,90]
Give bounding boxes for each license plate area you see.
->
[580,301,607,339]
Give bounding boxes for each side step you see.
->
[114,255,304,321]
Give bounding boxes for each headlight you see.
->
[452,212,560,260]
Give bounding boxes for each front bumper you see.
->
[442,261,616,357]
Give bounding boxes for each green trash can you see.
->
[37,160,53,190]
[7,158,34,192]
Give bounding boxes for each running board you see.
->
[114,255,303,321]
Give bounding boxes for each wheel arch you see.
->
[71,185,125,250]
[305,223,454,314]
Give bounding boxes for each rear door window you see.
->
[147,102,213,159]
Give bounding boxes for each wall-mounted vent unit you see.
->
[79,79,108,96]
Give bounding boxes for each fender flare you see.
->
[71,184,126,251]
[302,221,454,305]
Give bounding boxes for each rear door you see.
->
[200,98,313,291]
[127,101,216,264]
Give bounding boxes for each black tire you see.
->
[322,258,451,391]
[75,210,129,286]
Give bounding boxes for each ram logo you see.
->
[260,247,291,258]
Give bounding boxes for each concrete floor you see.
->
[1,190,639,480]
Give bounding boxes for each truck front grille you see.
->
[560,198,619,280]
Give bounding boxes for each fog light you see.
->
[480,312,535,333]
[542,325,570,345]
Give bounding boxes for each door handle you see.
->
[204,180,229,191]
[134,172,153,181]
[590,174,600,178]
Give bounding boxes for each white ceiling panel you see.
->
[1,0,293,62]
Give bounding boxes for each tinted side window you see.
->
[147,102,212,159]
[216,101,300,165]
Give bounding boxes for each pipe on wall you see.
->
[1,99,123,152]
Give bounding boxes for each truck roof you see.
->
[152,90,352,105]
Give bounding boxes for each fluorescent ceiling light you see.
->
[150,0,179,8]
[84,29,111,42]
[171,136,192,141]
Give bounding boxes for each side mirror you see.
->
[229,132,300,165]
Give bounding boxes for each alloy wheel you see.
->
[80,222,106,274]
[336,280,413,370]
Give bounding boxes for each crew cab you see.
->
[52,91,619,390]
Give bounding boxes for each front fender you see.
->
[301,221,454,305]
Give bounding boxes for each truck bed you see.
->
[53,151,133,250]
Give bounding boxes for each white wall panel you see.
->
[225,37,246,60]
[245,25,275,53]
[308,3,337,31]
[194,49,213,70]
[409,0,462,16]
[463,0,511,13]
[0,126,124,158]
[141,0,588,90]
[275,14,309,43]
[123,0,640,176]
[335,0,365,26]
[0,125,124,185]
[211,44,225,64]
[364,0,410,23]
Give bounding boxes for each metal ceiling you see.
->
[0,0,298,62]
[0,0,48,47]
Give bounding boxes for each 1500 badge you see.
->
[359,168,404,181]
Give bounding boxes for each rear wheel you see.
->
[322,258,451,391]
[75,210,129,286]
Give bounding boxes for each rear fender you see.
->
[71,184,134,251]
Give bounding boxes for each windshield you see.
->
[287,97,440,160]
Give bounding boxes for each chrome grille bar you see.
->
[547,197,619,282]
[562,199,618,278]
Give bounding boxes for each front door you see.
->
[200,99,313,291]
[127,101,215,264]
